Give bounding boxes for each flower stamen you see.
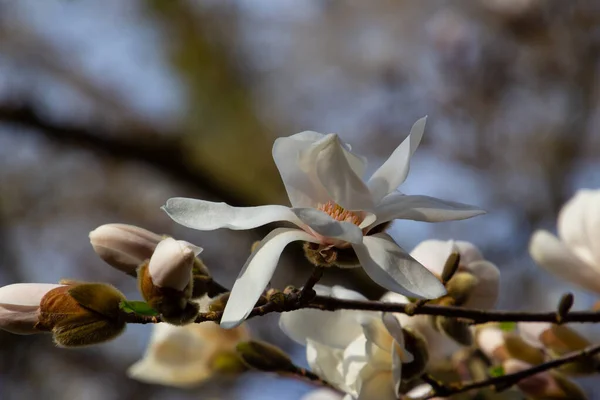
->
[317,201,363,226]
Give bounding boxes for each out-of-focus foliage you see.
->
[1,0,599,399]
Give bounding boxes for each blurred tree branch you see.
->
[0,104,253,207]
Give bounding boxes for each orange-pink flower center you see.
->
[317,201,363,226]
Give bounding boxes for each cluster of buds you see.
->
[90,224,220,325]
[475,323,591,399]
[0,282,127,347]
[0,223,222,347]
[408,240,500,347]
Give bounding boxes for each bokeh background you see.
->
[1,0,600,399]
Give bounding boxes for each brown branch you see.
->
[309,296,600,324]
[122,293,600,325]
[417,343,600,399]
[0,104,253,206]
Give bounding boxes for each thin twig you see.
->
[418,343,600,399]
[299,267,324,304]
[123,294,600,325]
[309,296,600,324]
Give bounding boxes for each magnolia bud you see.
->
[0,283,62,334]
[38,282,127,347]
[445,272,478,305]
[503,333,545,366]
[436,316,473,346]
[138,238,202,325]
[89,224,163,276]
[148,238,202,291]
[441,251,461,283]
[503,359,587,399]
[236,340,296,373]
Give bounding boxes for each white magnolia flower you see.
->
[529,189,600,294]
[410,239,500,309]
[280,285,413,400]
[163,118,484,328]
[128,297,249,388]
[381,292,457,363]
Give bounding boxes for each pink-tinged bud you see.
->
[89,223,163,276]
[0,283,62,334]
[501,359,589,399]
[148,238,202,291]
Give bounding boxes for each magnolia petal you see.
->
[356,369,396,400]
[406,384,436,399]
[279,308,364,349]
[382,312,412,396]
[292,208,363,244]
[409,240,456,278]
[352,233,447,299]
[306,339,346,390]
[367,117,427,203]
[0,303,42,334]
[301,389,346,400]
[558,189,600,271]
[0,283,62,306]
[391,342,403,396]
[221,228,319,329]
[372,193,485,226]
[162,198,303,231]
[315,134,374,211]
[342,335,369,396]
[273,132,331,208]
[529,230,600,294]
[279,286,367,348]
[360,315,393,353]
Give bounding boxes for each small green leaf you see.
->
[119,301,158,316]
[499,321,516,332]
[489,365,505,377]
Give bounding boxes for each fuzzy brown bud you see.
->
[38,282,127,347]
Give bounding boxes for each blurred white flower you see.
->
[128,297,249,388]
[381,292,457,363]
[301,388,349,400]
[529,189,600,294]
[405,384,445,399]
[475,324,507,361]
[280,285,414,400]
[0,283,62,334]
[410,239,500,309]
[163,118,485,328]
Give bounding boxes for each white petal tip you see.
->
[220,319,243,330]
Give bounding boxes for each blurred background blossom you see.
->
[1,0,600,399]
